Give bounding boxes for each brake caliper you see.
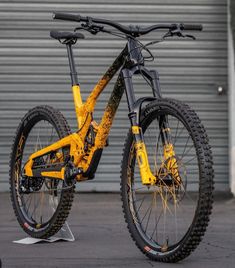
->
[163,143,181,184]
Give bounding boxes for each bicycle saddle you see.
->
[50,30,85,40]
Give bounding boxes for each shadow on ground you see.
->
[0,192,235,268]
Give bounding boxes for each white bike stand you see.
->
[13,221,75,244]
[13,196,75,244]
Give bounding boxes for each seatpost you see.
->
[66,43,78,86]
[66,42,83,128]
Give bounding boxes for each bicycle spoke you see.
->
[173,125,185,145]
[180,135,190,159]
[24,195,33,214]
[144,194,155,232]
[173,119,180,146]
[183,155,197,165]
[140,195,155,224]
[150,195,164,241]
[135,196,147,213]
[134,186,148,191]
[181,144,194,160]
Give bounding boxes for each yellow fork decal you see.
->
[135,141,156,185]
[131,126,156,185]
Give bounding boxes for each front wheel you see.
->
[121,98,214,262]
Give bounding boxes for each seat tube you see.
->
[66,44,83,127]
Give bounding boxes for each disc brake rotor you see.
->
[156,156,187,202]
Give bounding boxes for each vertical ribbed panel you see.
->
[0,0,228,191]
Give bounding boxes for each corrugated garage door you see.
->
[0,0,228,191]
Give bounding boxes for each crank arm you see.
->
[26,161,83,184]
[30,163,65,180]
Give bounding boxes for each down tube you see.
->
[77,47,127,139]
[86,47,127,109]
[95,76,125,148]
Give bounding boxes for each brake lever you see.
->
[83,23,104,35]
[74,26,85,32]
[74,16,104,35]
[82,17,104,35]
[163,28,196,40]
[184,34,196,40]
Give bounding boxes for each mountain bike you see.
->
[9,12,214,262]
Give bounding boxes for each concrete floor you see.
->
[0,192,235,268]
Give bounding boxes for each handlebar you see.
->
[53,12,82,22]
[53,12,203,36]
[181,24,202,31]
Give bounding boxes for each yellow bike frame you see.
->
[24,39,178,186]
[24,47,127,181]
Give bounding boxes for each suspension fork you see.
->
[158,115,180,184]
[121,65,161,185]
[159,115,172,145]
[159,115,175,157]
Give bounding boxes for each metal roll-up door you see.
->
[0,0,228,191]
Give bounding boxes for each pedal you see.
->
[64,161,83,186]
[69,166,83,178]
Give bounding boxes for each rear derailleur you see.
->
[19,175,44,194]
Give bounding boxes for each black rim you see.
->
[14,117,65,230]
[127,108,200,252]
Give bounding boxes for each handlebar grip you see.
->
[181,24,203,31]
[53,12,82,22]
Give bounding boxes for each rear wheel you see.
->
[9,105,74,238]
[121,98,214,262]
